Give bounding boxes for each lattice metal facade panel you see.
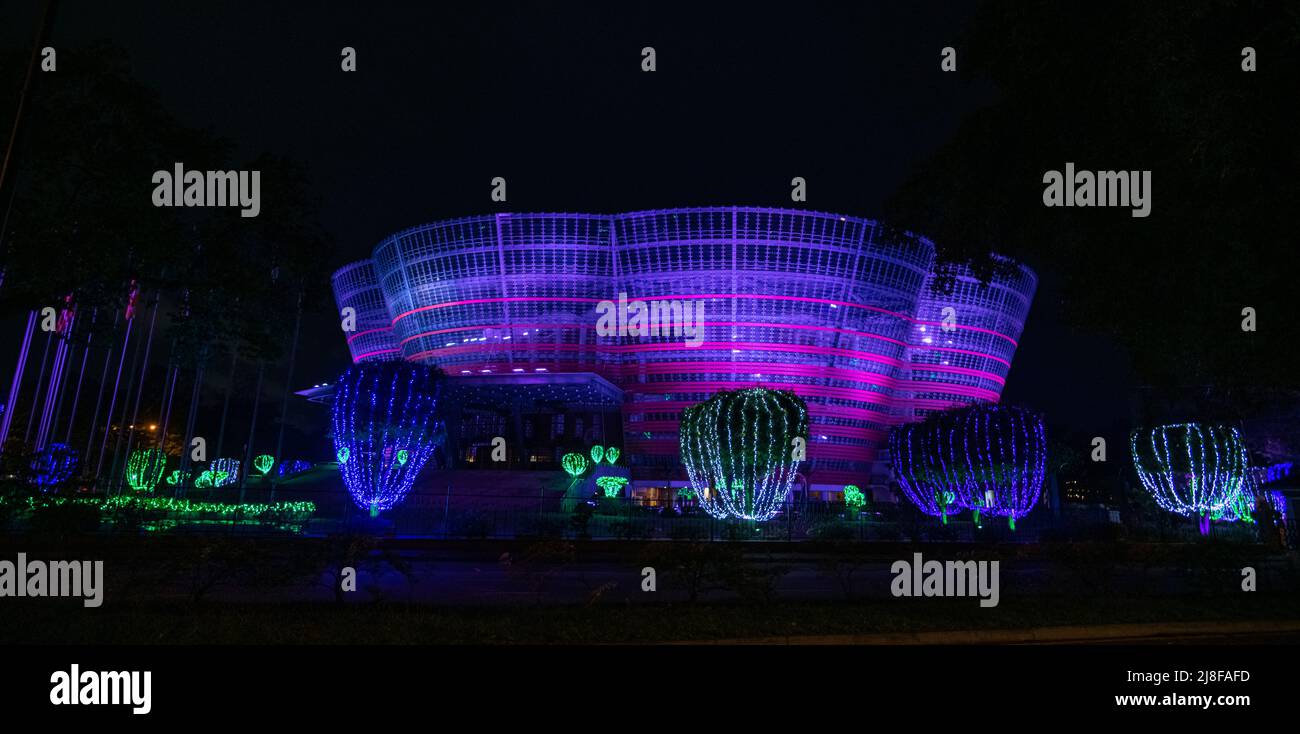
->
[331,260,399,363]
[902,257,1037,422]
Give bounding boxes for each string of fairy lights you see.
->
[889,421,961,522]
[5,494,316,527]
[331,362,444,516]
[1129,423,1247,533]
[890,404,1047,530]
[680,387,808,521]
[27,442,79,492]
[125,448,167,492]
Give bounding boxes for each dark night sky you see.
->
[2,1,1136,449]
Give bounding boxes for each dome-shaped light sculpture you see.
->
[125,448,168,493]
[892,405,1047,530]
[948,404,1048,531]
[889,421,961,523]
[28,443,79,492]
[332,362,444,516]
[680,387,808,521]
[562,452,589,478]
[253,454,275,475]
[1131,423,1248,535]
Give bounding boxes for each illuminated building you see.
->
[326,207,1036,494]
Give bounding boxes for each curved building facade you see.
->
[902,257,1038,422]
[332,260,400,364]
[333,207,1036,487]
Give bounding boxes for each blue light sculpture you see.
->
[28,443,79,492]
[1267,491,1288,523]
[210,458,241,488]
[332,362,444,516]
[277,459,313,478]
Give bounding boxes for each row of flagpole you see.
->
[2,280,306,498]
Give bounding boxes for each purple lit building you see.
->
[328,207,1036,498]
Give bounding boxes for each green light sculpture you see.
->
[125,449,167,493]
[597,475,628,498]
[254,454,275,475]
[562,452,589,478]
[843,484,866,511]
[194,470,229,489]
[590,445,605,464]
[679,387,809,521]
[605,447,620,464]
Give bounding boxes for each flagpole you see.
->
[0,311,36,447]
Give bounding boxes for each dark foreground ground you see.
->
[3,595,1300,644]
[1,532,1298,643]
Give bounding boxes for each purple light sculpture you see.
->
[331,361,444,516]
[947,404,1047,530]
[889,420,962,523]
[891,404,1047,529]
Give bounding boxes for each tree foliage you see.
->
[884,2,1300,408]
